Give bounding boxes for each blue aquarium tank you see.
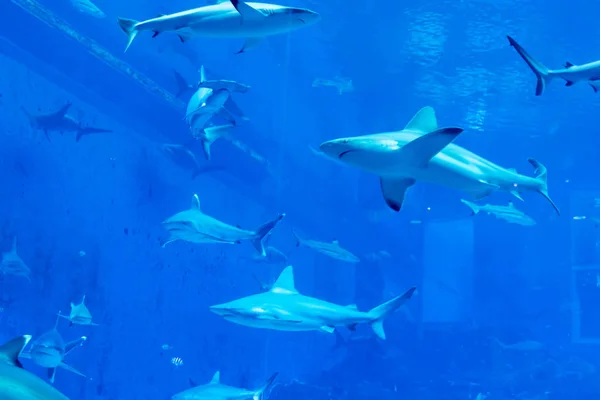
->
[0,0,598,399]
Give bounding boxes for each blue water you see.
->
[0,0,599,399]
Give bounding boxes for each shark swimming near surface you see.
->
[20,316,87,383]
[172,370,278,400]
[21,102,111,142]
[162,194,285,256]
[186,66,249,160]
[507,35,600,95]
[117,0,320,53]
[0,335,71,399]
[210,266,416,339]
[319,106,559,215]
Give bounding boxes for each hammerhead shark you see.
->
[22,102,111,142]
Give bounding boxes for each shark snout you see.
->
[319,138,356,159]
[209,304,230,316]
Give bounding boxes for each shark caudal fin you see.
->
[199,124,235,160]
[368,287,416,340]
[253,372,279,400]
[528,158,560,215]
[251,214,286,257]
[507,36,552,96]
[117,17,140,52]
[460,199,481,215]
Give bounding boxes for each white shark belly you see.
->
[31,350,62,368]
[224,315,321,332]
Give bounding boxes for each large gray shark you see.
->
[186,66,249,160]
[162,194,285,256]
[172,370,278,400]
[210,266,416,339]
[117,0,320,53]
[507,35,600,95]
[20,317,87,383]
[319,106,559,215]
[0,335,70,399]
[21,102,111,142]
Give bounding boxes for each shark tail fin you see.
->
[117,17,140,52]
[528,158,560,215]
[368,287,416,340]
[507,36,552,96]
[251,214,286,257]
[460,199,480,215]
[199,124,234,160]
[173,70,191,98]
[253,373,278,400]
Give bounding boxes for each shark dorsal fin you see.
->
[210,370,220,384]
[271,266,297,294]
[508,202,515,208]
[0,335,31,368]
[81,295,87,304]
[565,61,574,68]
[346,304,358,310]
[332,239,339,245]
[191,194,201,211]
[404,106,438,134]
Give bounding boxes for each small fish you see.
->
[292,230,359,263]
[161,344,173,351]
[171,357,183,367]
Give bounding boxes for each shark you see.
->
[162,194,285,256]
[319,106,559,215]
[210,266,416,339]
[460,199,536,226]
[186,66,249,160]
[0,237,31,281]
[172,370,278,400]
[117,0,320,53]
[20,316,87,383]
[21,102,111,142]
[507,35,600,95]
[0,335,70,399]
[58,295,98,327]
[292,230,359,263]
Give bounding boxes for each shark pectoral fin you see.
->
[565,80,575,86]
[591,83,599,93]
[48,368,56,383]
[380,177,416,212]
[320,325,335,334]
[400,127,464,166]
[510,190,524,201]
[59,361,86,378]
[230,0,266,20]
[64,336,87,355]
[236,37,264,54]
[177,33,192,43]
